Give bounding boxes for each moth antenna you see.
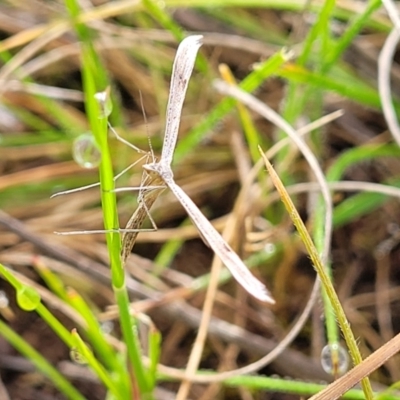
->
[139,90,155,163]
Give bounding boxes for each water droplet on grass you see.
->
[17,286,40,311]
[73,133,101,168]
[70,347,88,365]
[94,88,112,118]
[321,343,349,375]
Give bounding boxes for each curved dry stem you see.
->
[166,278,321,385]
[381,0,400,31]
[378,25,400,146]
[213,80,333,267]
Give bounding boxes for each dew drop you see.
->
[94,87,112,118]
[321,343,349,375]
[70,347,88,365]
[73,133,101,168]
[100,320,114,334]
[157,0,165,9]
[264,243,276,254]
[16,286,41,311]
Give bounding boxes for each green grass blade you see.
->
[0,320,86,400]
[297,0,336,66]
[71,329,122,399]
[333,191,391,228]
[327,145,400,181]
[324,0,382,70]
[64,0,151,396]
[277,64,385,109]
